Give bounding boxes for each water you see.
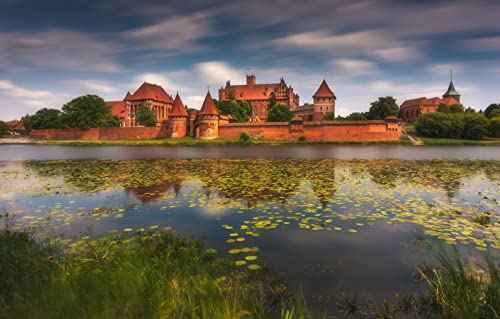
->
[0,145,499,315]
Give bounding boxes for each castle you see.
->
[400,78,461,122]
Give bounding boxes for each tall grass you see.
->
[0,229,310,319]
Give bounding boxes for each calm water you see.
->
[0,145,499,315]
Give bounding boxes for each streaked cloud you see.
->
[333,58,379,76]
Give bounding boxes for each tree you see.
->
[462,114,489,140]
[266,104,294,122]
[62,95,120,129]
[367,97,399,120]
[415,113,462,138]
[30,108,65,130]
[136,103,157,127]
[490,117,500,138]
[214,99,251,122]
[322,113,335,120]
[484,104,500,119]
[438,103,464,113]
[336,112,368,121]
[0,121,9,136]
[268,93,277,109]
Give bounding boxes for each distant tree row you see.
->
[335,96,399,121]
[25,95,121,130]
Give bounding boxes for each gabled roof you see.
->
[223,82,285,100]
[6,120,25,131]
[198,92,219,115]
[125,82,173,104]
[401,96,461,109]
[106,101,127,118]
[443,81,460,97]
[169,93,188,117]
[313,79,335,98]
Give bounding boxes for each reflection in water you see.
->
[1,159,499,313]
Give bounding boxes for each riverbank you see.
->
[0,229,309,319]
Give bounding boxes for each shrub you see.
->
[298,136,306,141]
[239,131,251,142]
[462,114,489,140]
[322,113,335,121]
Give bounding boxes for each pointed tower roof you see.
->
[313,79,336,98]
[198,92,219,115]
[125,82,173,103]
[443,80,460,97]
[170,93,188,117]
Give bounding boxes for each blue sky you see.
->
[1,0,500,121]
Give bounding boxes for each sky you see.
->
[1,0,500,121]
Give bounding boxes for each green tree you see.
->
[438,103,464,113]
[21,114,32,133]
[462,114,489,140]
[490,117,500,138]
[268,93,277,109]
[367,97,399,120]
[0,121,9,136]
[30,108,66,130]
[136,103,157,127]
[484,104,500,119]
[337,112,368,121]
[62,95,119,129]
[214,99,251,122]
[415,113,464,138]
[322,113,335,121]
[266,104,294,122]
[464,107,476,114]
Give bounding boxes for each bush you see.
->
[322,113,335,121]
[298,136,306,141]
[136,104,157,127]
[462,114,489,140]
[0,121,9,136]
[490,117,500,138]
[239,132,251,142]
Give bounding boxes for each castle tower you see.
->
[196,91,219,140]
[169,93,188,138]
[443,72,461,103]
[313,79,336,118]
[246,74,256,85]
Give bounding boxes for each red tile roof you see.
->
[198,92,219,115]
[314,80,335,97]
[106,101,126,118]
[6,120,25,131]
[401,96,461,109]
[170,93,188,117]
[125,82,173,104]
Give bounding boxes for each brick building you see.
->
[400,80,461,122]
[218,75,299,120]
[294,79,336,121]
[107,82,174,127]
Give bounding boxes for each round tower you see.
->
[169,93,188,138]
[196,92,219,140]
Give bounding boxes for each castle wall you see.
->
[30,127,169,140]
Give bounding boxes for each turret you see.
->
[313,79,336,118]
[169,93,188,138]
[196,92,219,140]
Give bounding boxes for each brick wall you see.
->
[30,127,169,140]
[219,120,401,142]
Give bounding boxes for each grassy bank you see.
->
[36,136,404,146]
[0,229,309,319]
[404,123,500,145]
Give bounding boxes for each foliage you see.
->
[461,114,490,140]
[322,113,335,121]
[62,95,120,129]
[136,103,157,127]
[367,96,399,120]
[298,136,306,141]
[490,117,500,138]
[29,108,66,130]
[239,131,251,142]
[337,249,500,319]
[0,229,309,319]
[416,113,490,140]
[336,112,368,121]
[214,99,251,122]
[484,103,500,119]
[267,104,294,122]
[0,121,9,136]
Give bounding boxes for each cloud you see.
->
[463,36,500,52]
[195,61,246,88]
[372,46,421,62]
[428,64,466,77]
[66,80,119,95]
[0,31,123,73]
[333,58,379,76]
[123,12,211,52]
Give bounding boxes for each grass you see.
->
[0,229,311,319]
[336,249,500,319]
[404,123,500,145]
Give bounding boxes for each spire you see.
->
[443,70,460,101]
[198,91,219,115]
[170,93,188,117]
